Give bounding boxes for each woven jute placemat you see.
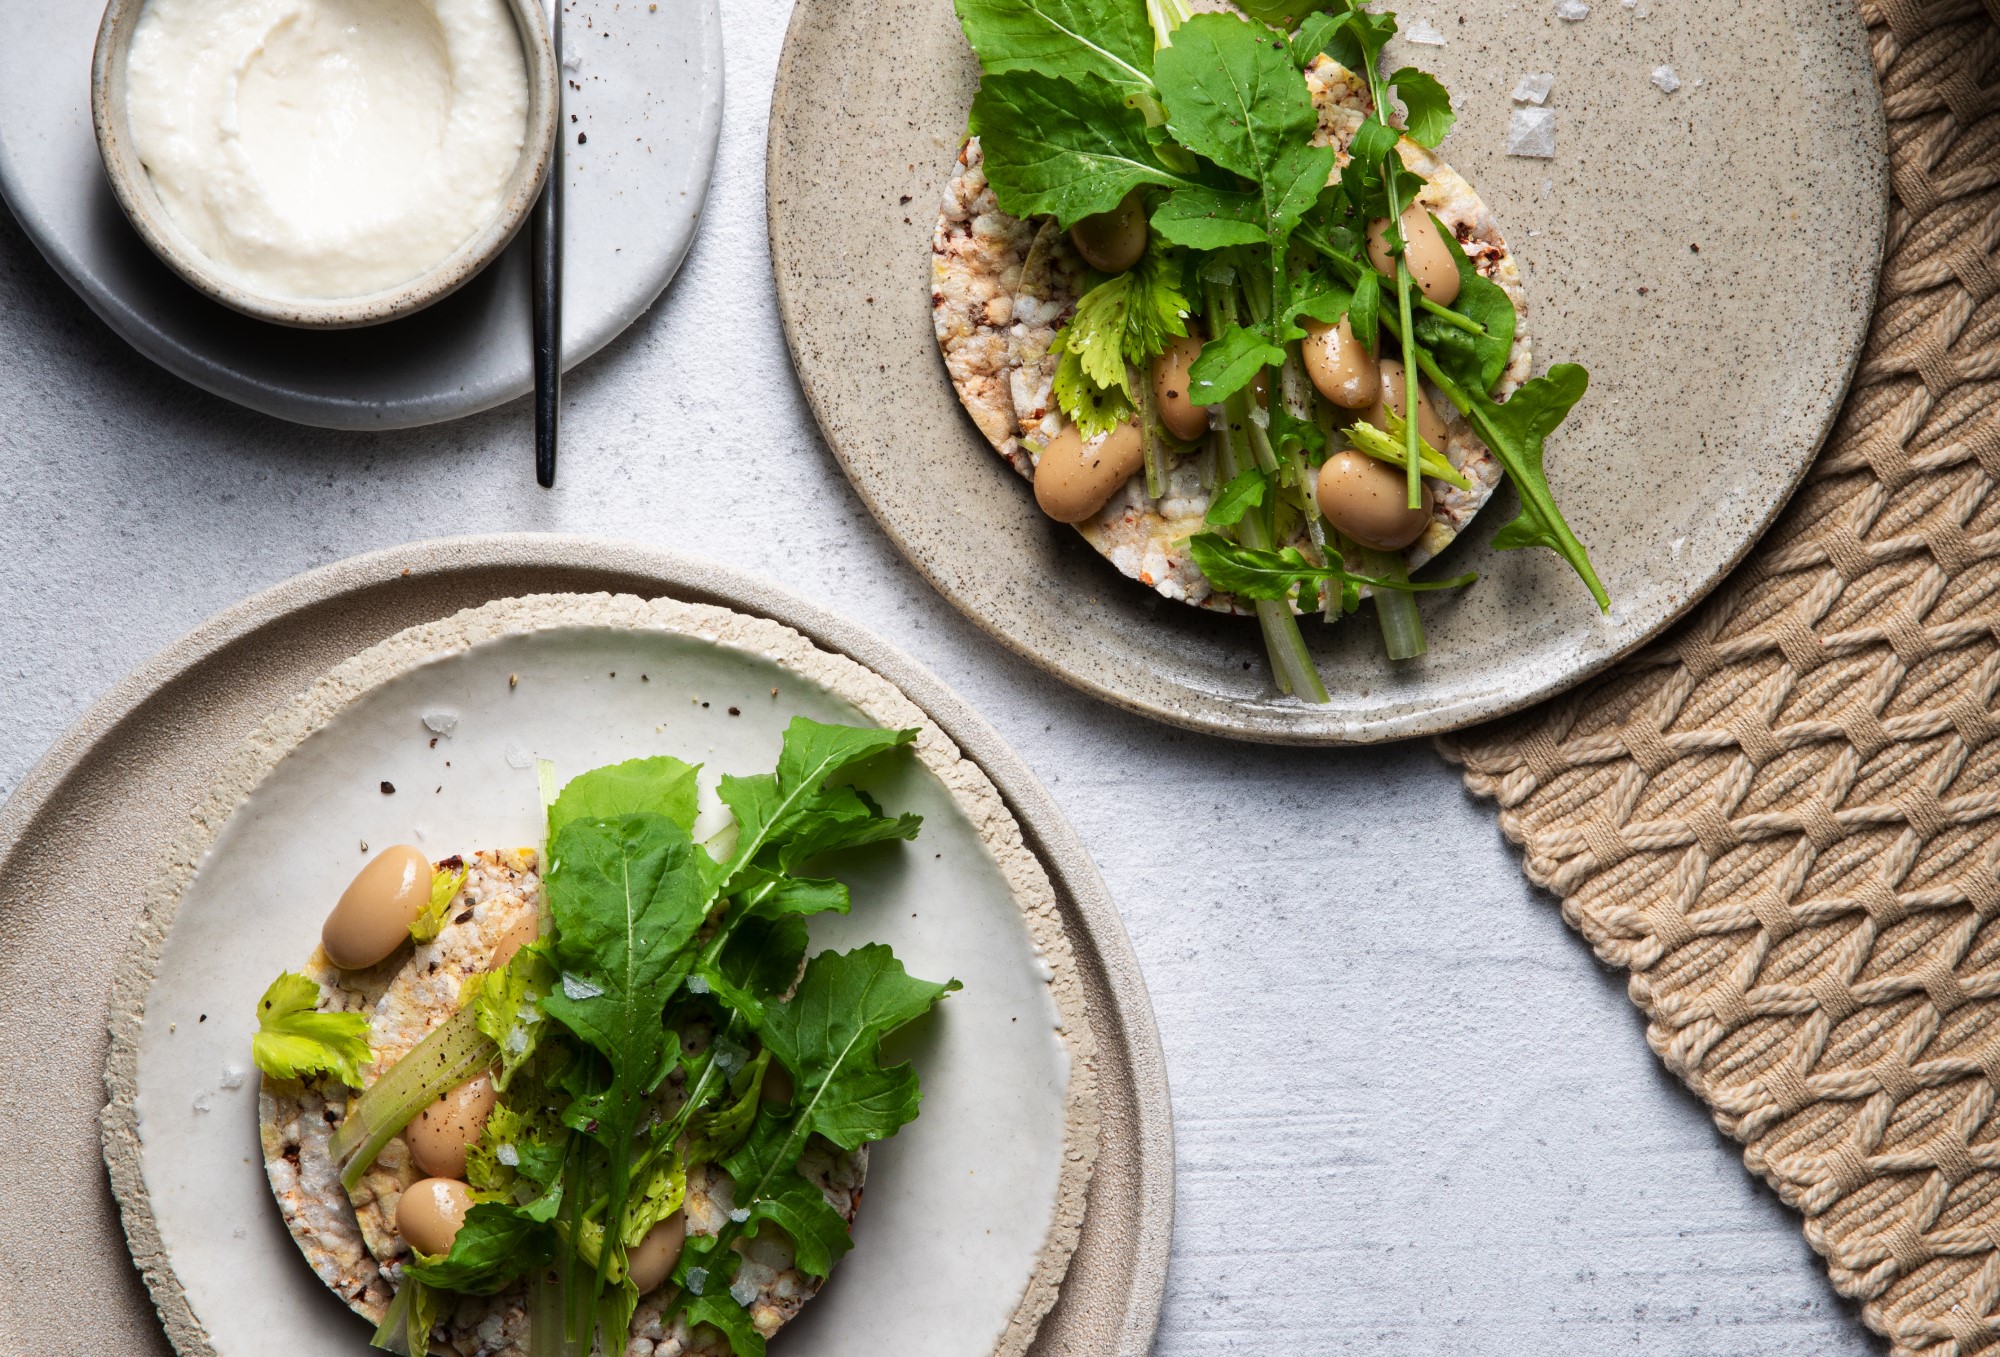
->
[1443,2,2000,1351]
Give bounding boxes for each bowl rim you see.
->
[88,0,561,330]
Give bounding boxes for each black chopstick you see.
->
[532,0,563,488]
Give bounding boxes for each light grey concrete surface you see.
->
[0,2,1877,1353]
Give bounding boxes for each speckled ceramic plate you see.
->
[0,0,721,427]
[767,0,1887,743]
[0,537,1169,1357]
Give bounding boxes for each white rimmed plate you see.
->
[100,586,1106,1356]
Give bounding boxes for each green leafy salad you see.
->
[252,718,957,1357]
[948,0,1607,696]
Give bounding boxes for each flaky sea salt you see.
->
[685,1267,709,1295]
[219,1064,246,1090]
[728,1208,750,1223]
[192,1092,212,1114]
[560,972,604,1000]
[1507,107,1557,158]
[1555,0,1589,18]
[1404,15,1445,44]
[421,710,459,737]
[505,742,533,770]
[730,1275,760,1306]
[496,1143,521,1167]
[687,974,711,994]
[1511,72,1555,104]
[1650,63,1682,92]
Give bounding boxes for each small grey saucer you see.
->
[0,0,722,428]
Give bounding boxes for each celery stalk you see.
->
[332,1006,496,1191]
[1351,544,1427,660]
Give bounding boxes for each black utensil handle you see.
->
[532,2,563,488]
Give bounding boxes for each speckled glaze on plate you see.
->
[767,0,1888,743]
[0,537,1169,1357]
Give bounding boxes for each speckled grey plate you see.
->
[767,0,1887,743]
[0,536,1169,1357]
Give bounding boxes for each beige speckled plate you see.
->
[767,0,1887,743]
[0,537,1169,1357]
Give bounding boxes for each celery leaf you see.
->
[251,971,371,1087]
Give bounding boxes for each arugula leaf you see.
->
[712,720,921,917]
[406,1203,552,1295]
[1151,188,1267,249]
[1155,13,1315,179]
[1187,324,1285,405]
[951,0,1155,97]
[1153,14,1335,258]
[409,859,470,944]
[1311,0,1395,72]
[1187,532,1475,599]
[756,945,959,1152]
[971,71,1194,227]
[540,815,710,1091]
[548,756,701,837]
[1288,9,1344,68]
[251,972,371,1087]
[1230,0,1331,27]
[1337,117,1424,223]
[1205,467,1269,525]
[684,1292,766,1357]
[696,914,811,1028]
[1346,266,1380,350]
[1389,67,1453,148]
[1462,365,1607,605]
[1410,221,1515,393]
[739,1168,854,1279]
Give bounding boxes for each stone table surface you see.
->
[0,3,1877,1353]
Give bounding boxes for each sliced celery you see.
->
[333,1005,496,1192]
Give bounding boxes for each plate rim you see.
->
[0,534,1172,1357]
[764,0,1890,745]
[0,0,724,430]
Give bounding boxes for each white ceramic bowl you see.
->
[88,0,560,329]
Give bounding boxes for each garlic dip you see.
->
[124,0,530,300]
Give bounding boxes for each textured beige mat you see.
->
[1442,2,2000,1352]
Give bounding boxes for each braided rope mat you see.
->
[1440,2,2000,1351]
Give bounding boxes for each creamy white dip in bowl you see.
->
[90,0,558,328]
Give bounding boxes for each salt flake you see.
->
[560,972,604,1000]
[1555,0,1588,17]
[685,1267,709,1295]
[505,743,534,770]
[1506,107,1557,158]
[1511,72,1555,104]
[421,710,459,737]
[192,1092,212,1114]
[728,1207,750,1223]
[1650,63,1681,93]
[219,1064,246,1090]
[730,1275,760,1306]
[496,1143,521,1167]
[687,974,711,995]
[1403,15,1445,45]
